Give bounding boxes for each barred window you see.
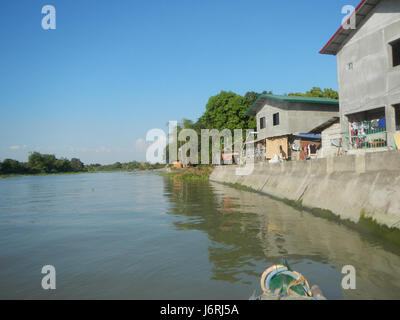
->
[273,113,280,126]
[391,39,400,67]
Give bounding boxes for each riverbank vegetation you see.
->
[86,161,165,172]
[160,165,213,182]
[0,152,165,177]
[0,152,86,176]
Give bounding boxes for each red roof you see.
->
[320,0,381,55]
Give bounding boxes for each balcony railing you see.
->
[345,120,387,149]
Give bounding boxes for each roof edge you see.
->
[245,94,265,116]
[245,94,339,116]
[319,0,368,55]
[264,94,339,104]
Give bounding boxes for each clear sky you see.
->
[0,0,359,164]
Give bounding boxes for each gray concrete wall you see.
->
[256,99,339,140]
[337,0,400,148]
[210,151,400,230]
[256,103,289,140]
[319,123,341,158]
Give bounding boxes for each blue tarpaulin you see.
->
[378,118,386,128]
[294,133,321,140]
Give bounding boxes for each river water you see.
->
[0,171,399,299]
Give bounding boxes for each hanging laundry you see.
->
[360,122,365,135]
[378,118,386,129]
[371,119,379,129]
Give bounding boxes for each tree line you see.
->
[86,161,164,172]
[0,152,85,175]
[0,152,164,175]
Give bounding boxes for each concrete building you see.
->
[320,0,400,152]
[309,117,342,158]
[290,133,322,161]
[245,94,339,160]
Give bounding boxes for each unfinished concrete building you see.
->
[245,94,339,160]
[320,0,400,152]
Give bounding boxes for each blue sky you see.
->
[0,0,359,164]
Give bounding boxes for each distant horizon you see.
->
[0,0,358,164]
[0,150,160,166]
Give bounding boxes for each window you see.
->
[260,117,266,129]
[273,113,279,126]
[395,104,400,131]
[347,62,353,70]
[390,39,400,67]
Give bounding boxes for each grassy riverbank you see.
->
[160,165,213,182]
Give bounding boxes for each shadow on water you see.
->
[162,177,400,300]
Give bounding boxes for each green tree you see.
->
[42,154,57,173]
[27,152,58,173]
[55,158,72,172]
[0,159,25,174]
[305,87,324,97]
[288,87,338,99]
[321,88,339,99]
[1,152,90,175]
[197,91,255,131]
[28,152,47,173]
[70,158,84,172]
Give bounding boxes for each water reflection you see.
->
[1,173,399,299]
[163,178,400,299]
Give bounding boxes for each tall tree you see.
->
[197,91,255,131]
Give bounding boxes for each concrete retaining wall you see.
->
[210,151,400,229]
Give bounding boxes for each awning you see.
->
[309,117,339,134]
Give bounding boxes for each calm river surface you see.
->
[0,171,399,299]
